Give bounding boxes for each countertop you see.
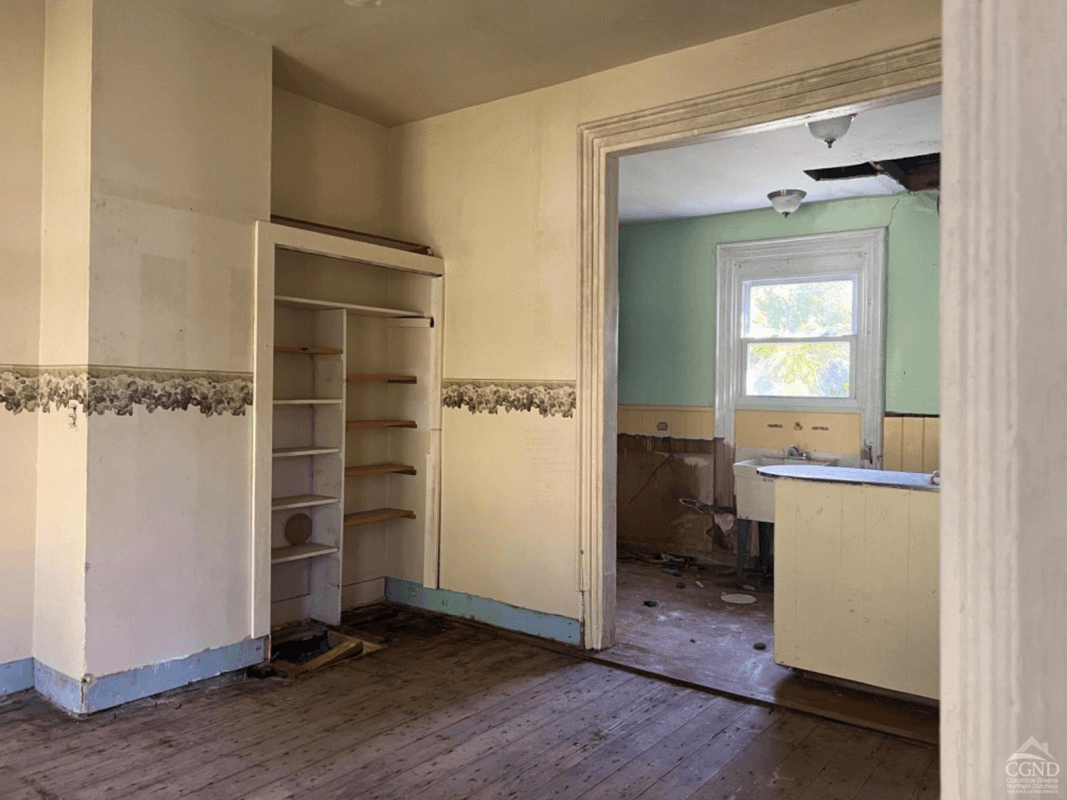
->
[756,464,940,492]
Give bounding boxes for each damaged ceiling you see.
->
[619,94,942,222]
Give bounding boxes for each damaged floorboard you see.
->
[0,608,937,800]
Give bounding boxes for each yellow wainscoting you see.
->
[617,405,715,440]
[883,415,940,472]
[734,410,862,455]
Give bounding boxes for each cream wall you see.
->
[272,87,391,237]
[393,0,941,620]
[80,0,271,677]
[34,0,93,679]
[0,0,44,668]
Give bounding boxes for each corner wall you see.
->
[0,0,44,691]
[81,0,271,682]
[271,87,392,237]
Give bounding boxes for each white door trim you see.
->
[576,40,941,651]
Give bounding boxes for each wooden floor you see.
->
[596,558,939,745]
[0,608,938,800]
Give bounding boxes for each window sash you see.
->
[741,275,859,339]
[741,335,857,401]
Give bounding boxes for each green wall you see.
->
[617,190,940,415]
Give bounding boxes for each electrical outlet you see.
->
[656,421,669,431]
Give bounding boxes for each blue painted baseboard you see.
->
[33,637,266,714]
[385,578,581,646]
[0,657,34,696]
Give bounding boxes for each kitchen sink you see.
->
[733,456,837,522]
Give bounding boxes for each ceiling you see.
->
[173,0,860,126]
[618,94,942,222]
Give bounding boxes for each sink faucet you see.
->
[787,445,809,459]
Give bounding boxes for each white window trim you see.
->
[714,228,886,464]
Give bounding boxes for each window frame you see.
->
[714,228,886,457]
[741,273,860,402]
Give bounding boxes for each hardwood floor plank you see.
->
[403,673,668,800]
[630,704,779,800]
[794,725,895,800]
[909,755,940,800]
[465,682,690,800]
[313,661,636,800]
[737,717,854,800]
[0,607,936,800]
[518,693,742,800]
[187,649,574,799]
[38,639,549,798]
[574,698,756,800]
[856,738,937,799]
[96,647,569,799]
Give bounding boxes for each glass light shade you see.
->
[807,114,855,148]
[767,189,806,217]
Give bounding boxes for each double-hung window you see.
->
[715,229,885,462]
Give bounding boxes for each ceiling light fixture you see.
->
[807,114,855,148]
[767,189,806,217]
[343,0,382,7]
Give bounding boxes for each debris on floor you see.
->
[676,582,686,589]
[643,600,659,607]
[695,580,704,588]
[269,629,384,678]
[661,566,681,577]
[721,593,757,605]
[754,642,767,650]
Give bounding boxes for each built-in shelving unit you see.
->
[271,543,339,565]
[344,508,418,527]
[345,419,417,431]
[253,221,444,634]
[347,374,417,384]
[345,463,417,478]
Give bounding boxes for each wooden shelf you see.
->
[276,294,425,319]
[345,463,417,478]
[346,419,417,431]
[271,494,340,511]
[346,373,417,384]
[271,543,338,564]
[273,398,344,406]
[274,345,343,355]
[273,446,341,458]
[344,508,416,527]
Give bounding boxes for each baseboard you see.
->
[33,637,266,714]
[385,578,581,646]
[0,657,34,696]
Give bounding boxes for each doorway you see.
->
[575,44,942,740]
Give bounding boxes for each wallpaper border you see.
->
[0,365,252,417]
[443,379,576,418]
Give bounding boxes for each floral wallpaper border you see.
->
[0,365,252,417]
[443,379,576,418]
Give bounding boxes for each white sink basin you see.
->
[734,456,837,522]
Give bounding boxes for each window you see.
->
[742,276,857,400]
[715,229,885,457]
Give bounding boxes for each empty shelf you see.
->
[274,398,344,406]
[345,462,417,478]
[346,419,417,431]
[271,543,338,564]
[346,373,417,384]
[271,494,340,511]
[276,295,425,319]
[274,345,343,355]
[273,446,341,458]
[344,508,416,527]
